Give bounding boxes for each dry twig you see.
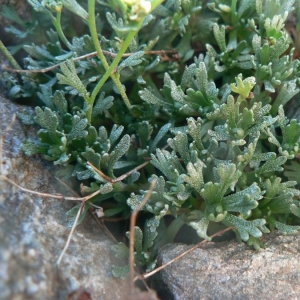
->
[56,201,86,265]
[2,50,178,74]
[87,160,149,183]
[134,227,234,281]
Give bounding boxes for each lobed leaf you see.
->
[57,60,89,100]
[225,214,269,241]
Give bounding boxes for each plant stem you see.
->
[53,11,72,50]
[89,29,138,108]
[2,50,177,74]
[88,0,110,71]
[87,0,134,120]
[87,0,165,121]
[151,0,165,11]
[0,40,22,70]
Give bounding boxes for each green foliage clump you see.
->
[2,0,300,277]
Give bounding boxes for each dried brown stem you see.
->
[1,175,101,202]
[55,176,81,197]
[56,201,86,266]
[134,227,234,281]
[2,50,178,74]
[87,160,149,183]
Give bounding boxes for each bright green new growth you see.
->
[2,0,300,277]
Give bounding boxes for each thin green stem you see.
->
[87,0,165,121]
[0,40,22,70]
[87,0,134,120]
[88,0,110,70]
[53,11,72,50]
[151,0,165,11]
[89,29,139,107]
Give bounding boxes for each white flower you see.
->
[123,0,152,21]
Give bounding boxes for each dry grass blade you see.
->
[56,201,86,266]
[2,50,178,74]
[0,175,102,201]
[87,160,149,183]
[134,227,234,281]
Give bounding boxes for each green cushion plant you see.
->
[1,0,300,277]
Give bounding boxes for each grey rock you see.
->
[0,0,32,44]
[158,232,300,300]
[0,95,130,299]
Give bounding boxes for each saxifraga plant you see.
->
[1,0,300,277]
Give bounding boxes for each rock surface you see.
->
[158,232,300,300]
[0,0,32,44]
[0,95,131,299]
